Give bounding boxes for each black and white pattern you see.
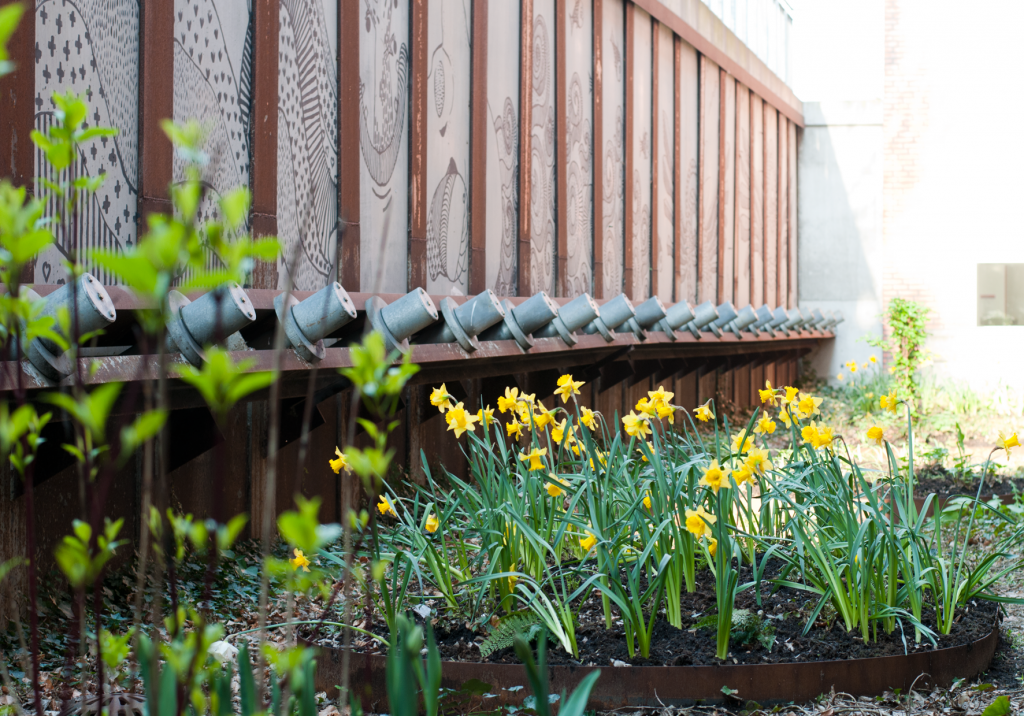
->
[278,0,338,290]
[563,0,592,298]
[172,0,252,226]
[33,0,140,285]
[425,0,470,294]
[601,0,625,295]
[359,0,409,293]
[529,1,555,295]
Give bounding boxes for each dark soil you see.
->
[307,561,999,668]
[914,464,1024,499]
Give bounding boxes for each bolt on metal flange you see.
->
[479,292,559,351]
[167,283,257,366]
[534,293,600,346]
[277,282,357,362]
[417,289,505,352]
[366,288,440,355]
[681,300,720,339]
[19,273,117,380]
[583,293,634,342]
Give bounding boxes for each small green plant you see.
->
[479,612,543,658]
[867,298,931,407]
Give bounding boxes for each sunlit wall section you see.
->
[563,0,594,298]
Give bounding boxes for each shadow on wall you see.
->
[797,101,884,382]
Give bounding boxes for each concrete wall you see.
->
[798,101,884,381]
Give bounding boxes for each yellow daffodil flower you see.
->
[643,490,653,510]
[636,441,654,462]
[694,400,715,422]
[551,419,572,444]
[759,380,778,406]
[880,390,899,414]
[430,384,453,412]
[497,386,520,413]
[580,531,598,552]
[377,495,397,517]
[999,430,1020,457]
[801,423,820,447]
[869,355,877,364]
[866,425,884,447]
[685,505,716,538]
[796,393,823,419]
[814,425,835,450]
[837,373,844,381]
[706,536,718,558]
[532,407,555,431]
[546,474,568,497]
[445,402,480,438]
[781,386,800,405]
[622,410,652,438]
[477,405,496,426]
[519,446,548,471]
[754,415,776,435]
[580,406,598,430]
[425,514,439,533]
[649,385,675,404]
[732,464,754,485]
[778,408,794,427]
[635,397,653,414]
[506,420,524,440]
[861,363,870,370]
[290,548,311,572]
[655,402,675,424]
[554,374,585,403]
[745,448,773,476]
[731,432,754,455]
[329,446,350,474]
[508,574,518,591]
[699,460,729,493]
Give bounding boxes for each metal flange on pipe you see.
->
[728,304,760,339]
[366,288,440,354]
[752,305,777,337]
[767,306,791,336]
[167,284,257,366]
[416,289,506,352]
[680,300,720,339]
[19,273,117,380]
[533,293,600,346]
[654,300,695,342]
[616,296,666,341]
[479,291,560,351]
[276,283,358,362]
[704,302,737,338]
[582,293,634,342]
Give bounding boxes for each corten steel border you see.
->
[409,0,428,290]
[555,0,567,297]
[338,1,361,289]
[317,619,998,710]
[138,0,175,224]
[517,0,534,296]
[468,0,488,295]
[591,0,604,298]
[622,2,635,299]
[630,0,802,128]
[249,0,280,290]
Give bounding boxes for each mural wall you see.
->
[563,0,593,298]
[630,8,652,300]
[655,22,674,303]
[33,0,140,285]
[601,0,625,297]
[278,0,339,290]
[529,0,556,296]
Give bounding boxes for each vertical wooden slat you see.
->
[650,23,660,299]
[556,0,568,296]
[338,2,361,289]
[409,0,428,289]
[677,39,698,303]
[777,114,788,309]
[622,2,635,299]
[763,103,778,307]
[592,0,604,298]
[750,93,764,305]
[249,0,279,289]
[788,119,798,308]
[138,0,175,223]
[734,83,750,307]
[0,0,33,190]
[697,55,719,304]
[518,0,534,296]
[718,70,735,305]
[469,1,488,295]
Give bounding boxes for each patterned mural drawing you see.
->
[601,0,625,296]
[529,0,556,295]
[278,0,339,290]
[630,8,651,300]
[172,0,252,226]
[359,0,409,293]
[677,39,699,303]
[425,0,471,295]
[484,0,519,296]
[698,56,719,304]
[563,0,593,298]
[33,0,140,285]
[655,22,674,302]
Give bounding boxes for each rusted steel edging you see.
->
[316,620,999,710]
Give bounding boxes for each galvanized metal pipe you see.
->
[366,288,440,354]
[582,293,635,342]
[479,292,560,351]
[417,290,506,352]
[534,293,600,346]
[681,300,720,339]
[166,284,257,366]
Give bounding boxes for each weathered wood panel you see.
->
[734,83,751,308]
[654,22,675,303]
[601,0,626,296]
[788,119,798,308]
[676,39,699,304]
[562,0,594,297]
[750,92,764,306]
[629,7,653,300]
[698,55,719,304]
[530,0,557,295]
[718,70,735,305]
[763,103,778,308]
[777,111,788,310]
